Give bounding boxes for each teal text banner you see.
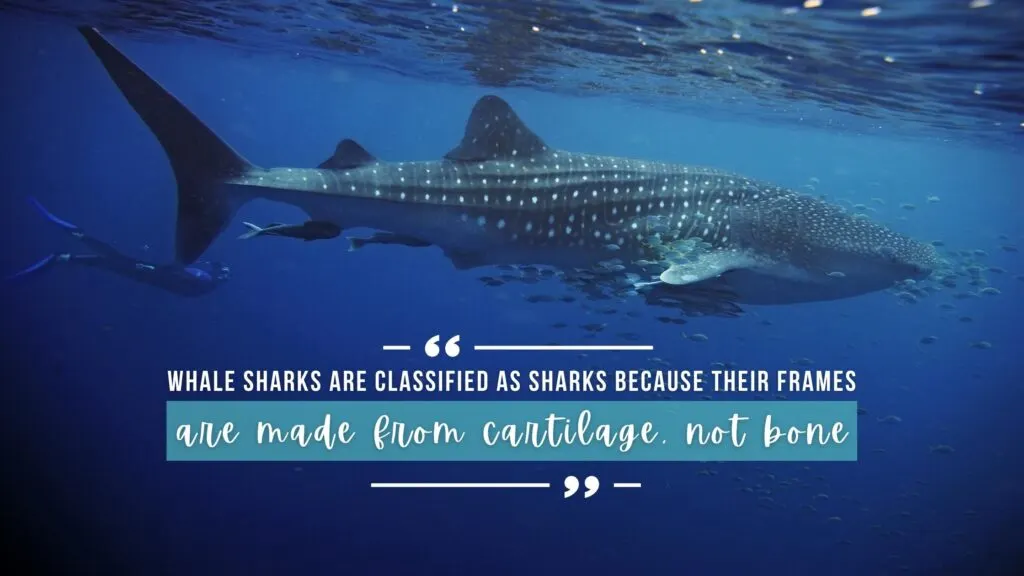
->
[166,401,858,462]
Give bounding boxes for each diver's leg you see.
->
[67,253,174,290]
[73,236,127,259]
[68,253,154,273]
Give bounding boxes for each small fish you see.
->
[524,294,556,303]
[895,291,918,304]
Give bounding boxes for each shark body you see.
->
[77,27,941,308]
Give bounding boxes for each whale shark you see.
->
[76,27,941,308]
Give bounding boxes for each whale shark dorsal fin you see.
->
[318,138,377,170]
[444,95,549,162]
[660,251,759,286]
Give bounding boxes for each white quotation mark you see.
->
[563,475,600,499]
[424,335,461,358]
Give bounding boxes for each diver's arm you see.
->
[7,236,221,297]
[63,253,157,280]
[7,253,139,282]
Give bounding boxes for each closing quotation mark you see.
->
[563,475,600,499]
[424,335,461,358]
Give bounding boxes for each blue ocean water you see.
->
[1,4,1022,575]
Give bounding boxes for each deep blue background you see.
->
[2,16,1022,576]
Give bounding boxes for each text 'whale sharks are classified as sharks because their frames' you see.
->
[75,27,942,313]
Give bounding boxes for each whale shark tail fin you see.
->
[78,27,256,265]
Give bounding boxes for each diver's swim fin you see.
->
[78,27,256,265]
[7,254,59,281]
[29,197,79,231]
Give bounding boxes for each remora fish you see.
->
[237,221,341,241]
[77,27,941,305]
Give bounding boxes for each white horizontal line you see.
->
[474,345,654,351]
[613,482,642,488]
[381,345,411,351]
[370,482,551,489]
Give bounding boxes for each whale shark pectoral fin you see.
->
[443,95,550,162]
[318,138,378,170]
[659,250,759,286]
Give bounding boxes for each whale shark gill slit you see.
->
[76,26,942,309]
